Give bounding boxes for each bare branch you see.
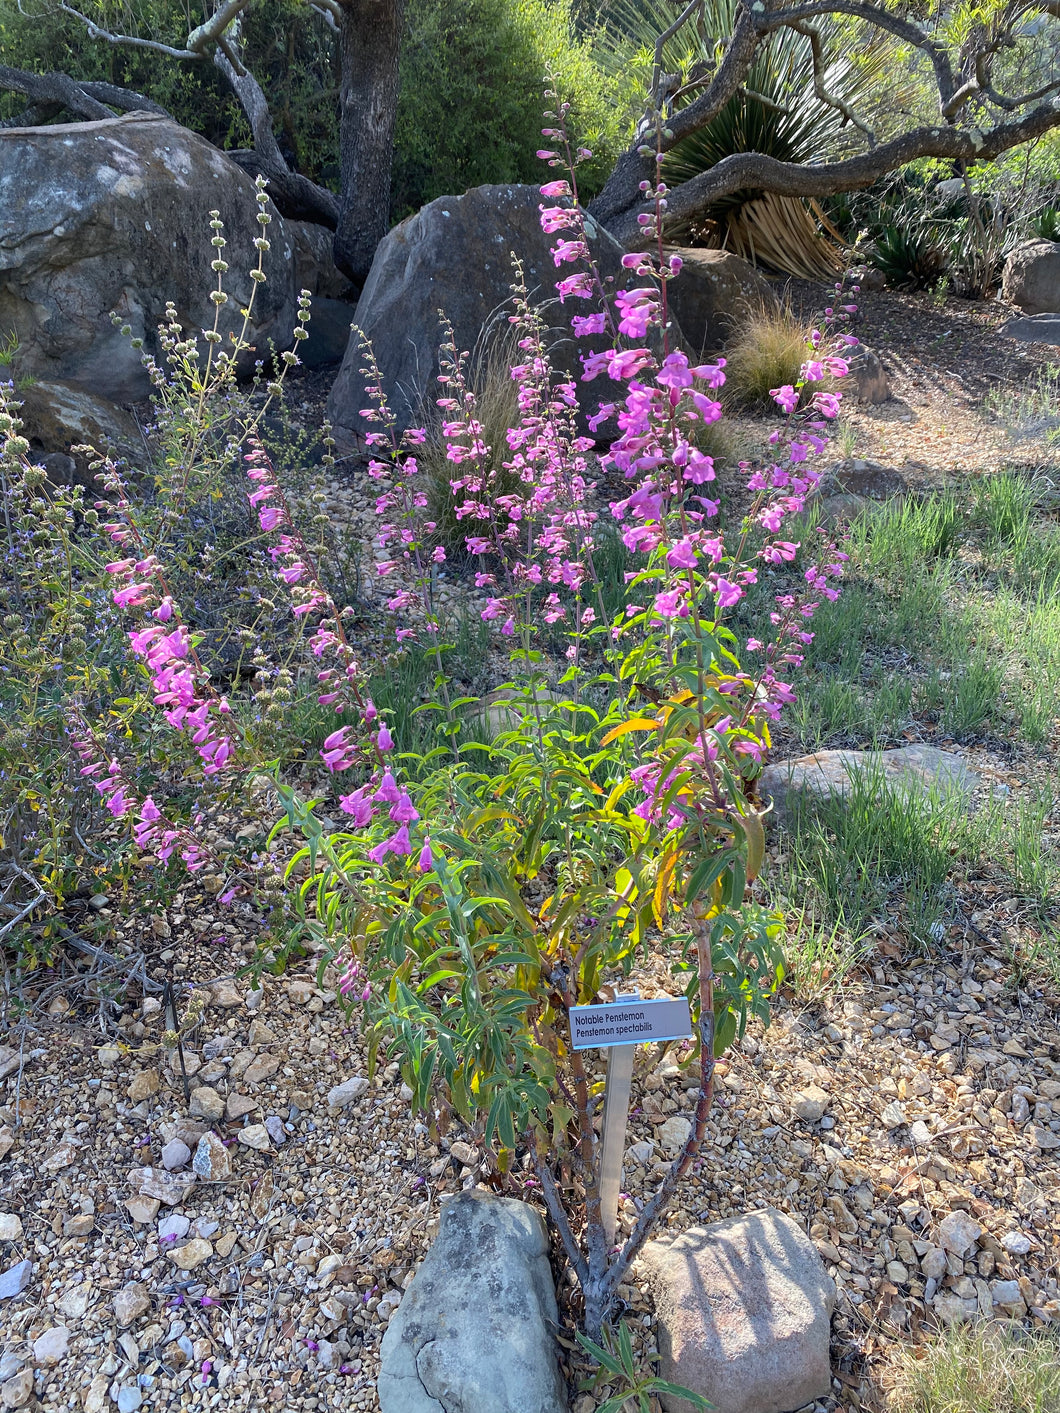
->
[0,102,62,128]
[307,0,343,25]
[0,63,111,121]
[57,3,200,60]
[186,0,254,55]
[608,101,1060,248]
[651,0,704,109]
[787,20,876,143]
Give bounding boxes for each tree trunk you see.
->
[334,0,406,287]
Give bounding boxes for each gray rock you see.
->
[326,183,635,445]
[1000,313,1060,346]
[288,219,353,300]
[327,1077,369,1109]
[193,1132,232,1181]
[938,1209,981,1257]
[1002,239,1060,315]
[0,1260,32,1300]
[642,1209,834,1413]
[113,1283,151,1326]
[189,1086,225,1122]
[31,1325,70,1365]
[158,1214,191,1242]
[793,1086,830,1122]
[0,113,298,401]
[846,344,890,404]
[265,1115,287,1145]
[0,1215,22,1241]
[378,1189,566,1413]
[161,1139,191,1172]
[664,246,777,355]
[758,746,978,824]
[0,1367,33,1409]
[128,1165,196,1205]
[116,1384,142,1413]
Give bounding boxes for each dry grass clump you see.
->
[889,1323,1060,1413]
[722,297,809,411]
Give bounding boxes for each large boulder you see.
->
[326,183,639,445]
[287,220,356,368]
[0,113,298,402]
[16,380,144,489]
[1000,313,1060,347]
[378,1189,567,1413]
[758,745,979,823]
[663,247,776,355]
[1002,240,1060,316]
[641,1209,835,1413]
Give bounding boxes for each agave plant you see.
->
[595,0,894,276]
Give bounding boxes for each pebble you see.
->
[58,1286,91,1319]
[880,1100,906,1129]
[0,1260,32,1299]
[116,1383,142,1413]
[63,1214,94,1237]
[629,1140,655,1166]
[907,1119,932,1146]
[1001,1230,1032,1255]
[32,1326,70,1365]
[793,1085,830,1122]
[161,1138,191,1171]
[210,979,243,1007]
[920,1245,948,1280]
[658,1115,692,1153]
[126,1069,160,1103]
[158,1214,191,1241]
[938,1210,982,1257]
[167,1237,213,1271]
[193,1131,233,1180]
[0,1216,22,1242]
[225,1093,258,1121]
[885,1261,909,1284]
[113,1284,151,1326]
[41,1139,79,1171]
[0,1368,33,1409]
[189,1085,225,1121]
[237,1124,272,1151]
[244,1054,280,1084]
[128,1166,196,1205]
[265,1115,287,1145]
[124,1197,160,1224]
[327,1077,369,1109]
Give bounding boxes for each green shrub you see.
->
[721,299,809,410]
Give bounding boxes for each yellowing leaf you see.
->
[601,717,660,745]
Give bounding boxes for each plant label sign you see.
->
[569,996,693,1051]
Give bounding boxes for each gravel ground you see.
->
[1,891,1057,1412]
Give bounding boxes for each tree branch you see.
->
[606,102,1060,249]
[57,3,201,60]
[787,20,876,143]
[0,63,112,121]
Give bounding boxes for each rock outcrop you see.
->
[1002,239,1060,316]
[0,114,298,401]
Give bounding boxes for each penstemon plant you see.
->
[4,94,856,1339]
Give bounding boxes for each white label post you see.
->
[571,994,694,1246]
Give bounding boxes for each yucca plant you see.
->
[595,0,894,276]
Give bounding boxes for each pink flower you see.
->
[417,838,433,872]
[666,539,698,570]
[572,313,606,337]
[376,725,394,752]
[389,792,419,825]
[771,385,799,414]
[340,787,375,827]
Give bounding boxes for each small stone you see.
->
[88,893,109,910]
[237,1124,272,1151]
[880,1101,906,1129]
[113,1284,151,1326]
[450,1141,477,1168]
[248,1020,276,1046]
[1011,1093,1031,1126]
[42,1139,79,1172]
[225,1093,258,1121]
[167,1237,212,1271]
[244,1055,279,1085]
[1001,1230,1032,1255]
[886,1261,909,1284]
[209,979,243,1008]
[83,1373,109,1413]
[938,1210,982,1257]
[933,1292,969,1325]
[399,1082,414,1102]
[659,1115,692,1154]
[628,1140,655,1166]
[0,1368,32,1409]
[0,1128,13,1160]
[991,1279,1026,1315]
[163,1341,189,1370]
[59,1285,91,1319]
[0,1261,32,1300]
[124,1197,160,1225]
[161,1139,191,1171]
[193,1132,232,1181]
[920,1245,948,1280]
[287,980,315,1004]
[116,1383,142,1413]
[246,989,264,1011]
[264,1116,286,1145]
[908,1120,933,1146]
[327,1077,369,1109]
[793,1086,830,1122]
[158,1214,191,1241]
[62,1214,94,1237]
[194,1218,219,1239]
[129,1166,196,1205]
[97,1045,120,1066]
[189,1086,225,1122]
[1031,1125,1060,1150]
[32,1326,70,1365]
[0,1216,22,1241]
[127,1070,160,1103]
